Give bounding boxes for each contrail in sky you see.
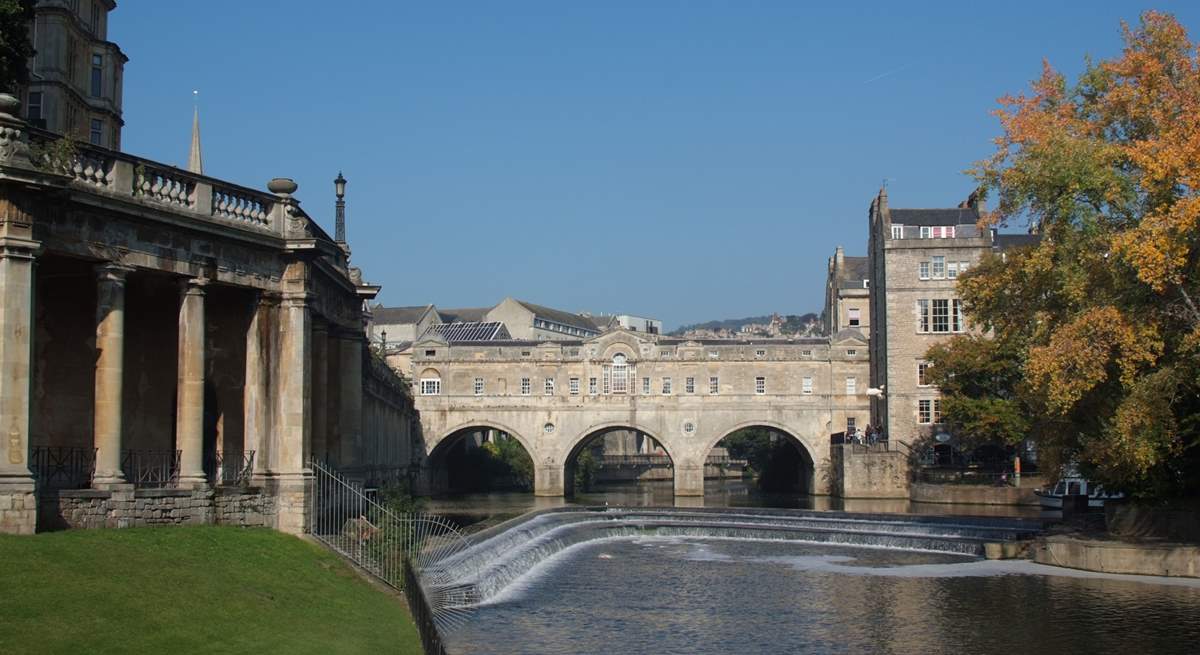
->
[863,63,912,84]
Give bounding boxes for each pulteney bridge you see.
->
[410,329,879,497]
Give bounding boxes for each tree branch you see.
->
[1177,284,1200,328]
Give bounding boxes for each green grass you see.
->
[0,526,424,654]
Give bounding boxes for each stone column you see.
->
[0,219,39,534]
[324,331,342,465]
[268,290,311,534]
[175,278,207,487]
[337,332,363,468]
[92,263,134,485]
[243,292,275,478]
[310,322,328,464]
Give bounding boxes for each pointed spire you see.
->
[188,91,203,175]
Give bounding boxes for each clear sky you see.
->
[113,1,1200,329]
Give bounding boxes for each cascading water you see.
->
[420,507,1043,608]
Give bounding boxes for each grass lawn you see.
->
[0,526,424,654]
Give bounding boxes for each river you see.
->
[421,482,1197,654]
[444,536,1200,654]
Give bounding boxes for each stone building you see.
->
[823,246,869,335]
[22,0,126,149]
[865,187,1037,447]
[0,95,412,535]
[409,328,871,497]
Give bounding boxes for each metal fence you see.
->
[205,450,256,487]
[308,459,476,632]
[121,449,181,488]
[30,446,96,489]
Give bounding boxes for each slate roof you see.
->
[837,256,870,290]
[437,307,490,323]
[515,300,601,333]
[373,305,434,325]
[993,233,1042,251]
[890,207,980,227]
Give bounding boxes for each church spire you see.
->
[188,91,203,175]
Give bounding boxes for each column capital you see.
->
[280,290,311,308]
[95,262,135,283]
[179,276,209,296]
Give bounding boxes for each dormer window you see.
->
[891,225,904,239]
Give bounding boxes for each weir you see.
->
[423,507,1044,607]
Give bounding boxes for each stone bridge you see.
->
[410,329,873,496]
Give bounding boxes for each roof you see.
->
[437,307,490,323]
[515,300,601,333]
[890,207,980,227]
[993,233,1041,251]
[422,321,511,342]
[656,337,828,346]
[837,256,869,289]
[373,305,434,325]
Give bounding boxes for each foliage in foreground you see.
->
[0,527,422,655]
[937,11,1200,499]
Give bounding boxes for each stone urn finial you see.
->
[268,177,298,197]
[0,93,21,121]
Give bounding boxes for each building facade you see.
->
[823,246,870,335]
[23,0,126,149]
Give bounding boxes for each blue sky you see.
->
[114,1,1200,329]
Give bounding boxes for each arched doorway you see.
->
[427,425,535,495]
[706,424,816,498]
[564,425,674,503]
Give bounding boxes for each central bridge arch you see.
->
[563,422,677,497]
[702,421,819,496]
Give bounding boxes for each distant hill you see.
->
[670,312,820,337]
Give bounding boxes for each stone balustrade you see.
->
[27,128,287,237]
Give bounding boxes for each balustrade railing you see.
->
[24,128,286,238]
[121,449,181,489]
[212,185,272,227]
[205,450,256,487]
[30,446,96,489]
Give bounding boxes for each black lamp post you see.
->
[380,329,388,349]
[334,171,347,243]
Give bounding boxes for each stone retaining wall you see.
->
[911,482,1040,506]
[1033,536,1200,578]
[831,446,909,498]
[37,486,272,531]
[0,486,36,534]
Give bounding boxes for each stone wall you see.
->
[0,487,36,534]
[910,482,1039,506]
[37,485,273,531]
[831,445,909,498]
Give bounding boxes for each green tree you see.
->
[924,335,1031,452]
[963,11,1200,499]
[0,1,34,93]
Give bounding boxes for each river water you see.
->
[443,536,1200,655]
[426,483,1197,654]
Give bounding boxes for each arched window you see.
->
[609,353,628,394]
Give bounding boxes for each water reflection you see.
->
[421,479,1048,531]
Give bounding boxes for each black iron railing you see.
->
[205,450,256,487]
[30,446,97,489]
[121,449,181,488]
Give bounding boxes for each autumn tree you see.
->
[959,11,1200,499]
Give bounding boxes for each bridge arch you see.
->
[704,420,819,496]
[424,420,537,496]
[701,419,820,464]
[562,421,676,497]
